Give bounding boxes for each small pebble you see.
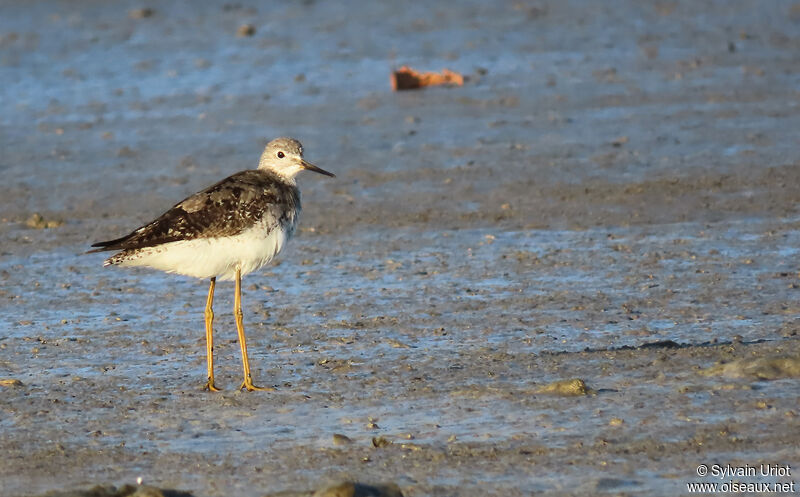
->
[237,24,256,37]
[25,213,63,229]
[129,8,154,19]
[372,436,392,448]
[535,378,588,396]
[332,433,353,445]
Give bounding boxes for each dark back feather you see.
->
[90,170,300,252]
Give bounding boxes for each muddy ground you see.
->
[1,1,800,496]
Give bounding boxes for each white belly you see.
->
[113,223,291,281]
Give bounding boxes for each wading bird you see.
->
[89,137,334,391]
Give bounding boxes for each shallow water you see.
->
[3,1,800,496]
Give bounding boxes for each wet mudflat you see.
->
[2,1,800,496]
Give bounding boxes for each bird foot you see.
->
[238,379,274,392]
[204,379,222,392]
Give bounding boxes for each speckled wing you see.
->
[89,170,300,252]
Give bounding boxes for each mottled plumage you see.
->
[92,169,300,251]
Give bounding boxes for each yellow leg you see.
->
[203,277,221,392]
[234,266,272,391]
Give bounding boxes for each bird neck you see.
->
[258,166,299,186]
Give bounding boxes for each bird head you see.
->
[257,137,335,180]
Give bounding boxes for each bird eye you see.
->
[277,151,285,158]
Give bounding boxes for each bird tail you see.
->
[87,236,130,266]
[86,234,134,254]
